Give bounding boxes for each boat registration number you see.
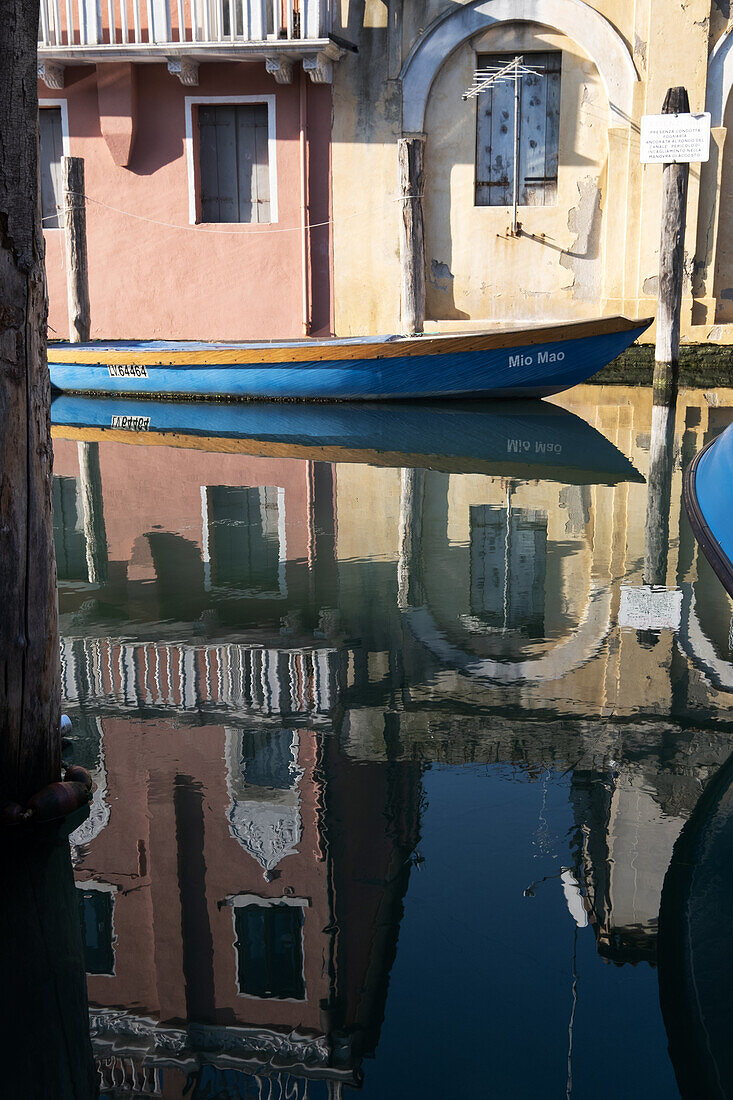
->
[108,363,149,378]
[110,415,151,432]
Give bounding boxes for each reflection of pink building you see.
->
[37,1,340,341]
[72,715,421,1096]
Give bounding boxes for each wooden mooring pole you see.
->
[63,155,90,343]
[77,441,108,584]
[645,86,690,586]
[398,136,426,336]
[0,0,61,808]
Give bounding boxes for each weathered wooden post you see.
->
[398,136,426,335]
[1,4,97,1096]
[645,87,690,586]
[652,86,689,412]
[63,155,91,343]
[0,0,61,807]
[77,440,108,584]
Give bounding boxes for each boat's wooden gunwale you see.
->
[49,316,650,367]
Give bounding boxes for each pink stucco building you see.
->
[37,2,343,341]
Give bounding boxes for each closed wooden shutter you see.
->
[475,52,561,208]
[39,107,65,229]
[198,103,271,224]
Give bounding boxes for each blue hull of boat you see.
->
[684,420,733,596]
[50,395,643,484]
[48,327,649,401]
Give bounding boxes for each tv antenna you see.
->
[463,55,546,236]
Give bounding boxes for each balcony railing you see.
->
[38,0,331,49]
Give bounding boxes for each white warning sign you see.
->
[640,112,711,164]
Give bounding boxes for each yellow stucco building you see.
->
[329,0,733,343]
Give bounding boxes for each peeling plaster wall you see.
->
[423,25,608,323]
[329,1,733,340]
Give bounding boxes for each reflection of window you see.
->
[77,886,115,975]
[198,103,271,223]
[235,902,305,999]
[202,484,284,596]
[40,107,65,228]
[475,52,561,207]
[470,505,547,634]
[240,727,300,790]
[53,476,87,581]
[226,729,303,873]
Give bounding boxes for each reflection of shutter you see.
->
[475,52,561,208]
[207,485,279,590]
[39,108,64,229]
[199,104,270,224]
[235,904,305,1000]
[470,505,547,634]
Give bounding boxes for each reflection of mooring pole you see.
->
[645,86,690,585]
[398,468,425,609]
[77,441,108,585]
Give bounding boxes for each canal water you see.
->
[48,384,733,1098]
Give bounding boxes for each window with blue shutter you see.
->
[198,104,271,224]
[40,107,65,229]
[475,51,561,208]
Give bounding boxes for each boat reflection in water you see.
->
[659,748,733,1100]
[45,388,733,1097]
[50,394,644,483]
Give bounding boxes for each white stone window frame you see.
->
[184,94,279,226]
[39,98,70,233]
[226,893,309,1002]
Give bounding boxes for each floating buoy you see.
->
[64,764,92,791]
[0,803,28,825]
[60,714,72,734]
[27,781,91,822]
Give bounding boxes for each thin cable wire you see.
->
[42,189,425,233]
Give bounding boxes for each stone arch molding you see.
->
[707,28,733,128]
[400,0,639,133]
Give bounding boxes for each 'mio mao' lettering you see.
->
[508,350,565,368]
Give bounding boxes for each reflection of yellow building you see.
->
[331,386,733,737]
[52,388,733,972]
[330,3,733,343]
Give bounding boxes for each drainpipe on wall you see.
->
[299,66,311,336]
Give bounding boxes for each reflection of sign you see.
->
[110,415,150,431]
[640,113,711,163]
[108,363,149,378]
[618,585,682,631]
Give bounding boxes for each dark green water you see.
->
[47,388,733,1098]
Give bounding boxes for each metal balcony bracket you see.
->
[265,56,294,84]
[38,61,65,89]
[166,56,199,85]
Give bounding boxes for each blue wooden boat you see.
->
[50,395,644,484]
[47,315,651,401]
[684,421,733,597]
